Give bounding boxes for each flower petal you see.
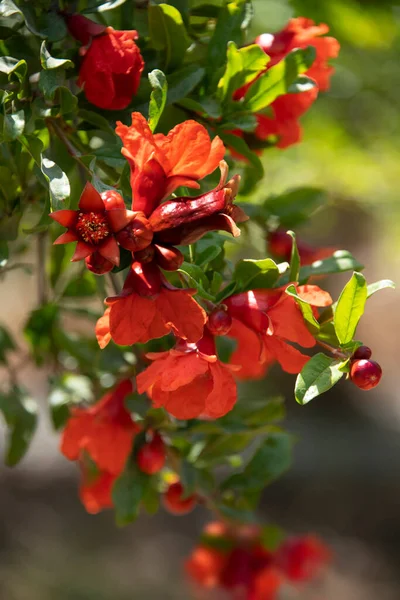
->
[205,361,237,419]
[71,240,93,261]
[265,337,310,374]
[78,182,105,212]
[156,288,206,343]
[107,292,160,346]
[151,375,212,420]
[50,209,77,228]
[228,318,268,380]
[95,307,112,349]
[297,284,332,307]
[54,230,78,245]
[98,236,120,266]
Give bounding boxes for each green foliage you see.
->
[0,387,37,466]
[295,353,345,405]
[334,272,367,345]
[148,70,168,132]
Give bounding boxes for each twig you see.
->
[37,232,47,305]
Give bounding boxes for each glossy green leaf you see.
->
[218,132,263,177]
[148,69,167,132]
[295,353,344,405]
[178,262,215,300]
[0,388,37,466]
[232,258,280,292]
[217,42,269,102]
[3,110,25,141]
[334,272,367,345]
[243,46,316,112]
[264,187,328,227]
[367,279,395,298]
[40,41,73,70]
[148,3,190,71]
[285,284,320,335]
[41,156,70,211]
[294,250,363,283]
[112,464,150,526]
[167,65,206,105]
[0,56,27,82]
[207,0,248,70]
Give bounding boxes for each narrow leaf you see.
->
[148,69,167,132]
[334,272,367,345]
[41,156,70,211]
[367,279,395,298]
[287,230,300,282]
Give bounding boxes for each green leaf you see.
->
[41,156,70,211]
[0,56,27,82]
[112,464,150,526]
[222,433,292,492]
[232,258,280,292]
[288,75,317,93]
[180,460,198,498]
[166,65,205,105]
[0,324,16,364]
[40,41,73,70]
[217,42,269,103]
[285,284,320,335]
[264,187,328,227]
[148,3,190,71]
[148,69,167,133]
[334,272,367,345]
[83,0,128,12]
[0,389,37,466]
[178,262,215,300]
[218,132,263,177]
[243,46,316,112]
[295,250,364,283]
[287,230,300,282]
[260,525,286,552]
[39,68,64,100]
[367,279,396,298]
[3,110,24,141]
[295,353,344,405]
[207,0,248,71]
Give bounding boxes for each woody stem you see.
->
[316,339,347,359]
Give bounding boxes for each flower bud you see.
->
[154,244,184,271]
[101,190,126,210]
[163,482,197,515]
[116,213,153,252]
[85,251,114,275]
[207,306,232,336]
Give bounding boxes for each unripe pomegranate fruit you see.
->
[350,359,382,391]
[352,345,372,360]
[85,251,114,274]
[136,434,166,475]
[163,482,196,515]
[207,306,232,336]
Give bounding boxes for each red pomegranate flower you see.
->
[73,21,144,110]
[50,183,133,266]
[136,332,237,420]
[254,18,340,148]
[97,261,207,347]
[276,535,332,582]
[149,161,248,245]
[234,18,339,149]
[115,112,225,215]
[225,285,332,378]
[61,379,139,475]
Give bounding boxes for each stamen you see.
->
[76,212,110,244]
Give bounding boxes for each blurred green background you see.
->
[1,0,400,598]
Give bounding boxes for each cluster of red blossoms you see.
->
[234,17,340,149]
[186,521,331,600]
[65,12,339,152]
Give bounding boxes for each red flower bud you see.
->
[350,359,382,391]
[154,244,184,271]
[207,306,232,336]
[116,213,153,252]
[352,345,372,360]
[65,13,106,46]
[77,27,144,110]
[163,482,197,515]
[137,433,166,475]
[134,245,156,264]
[85,251,114,275]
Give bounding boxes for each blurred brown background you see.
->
[1,0,400,598]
